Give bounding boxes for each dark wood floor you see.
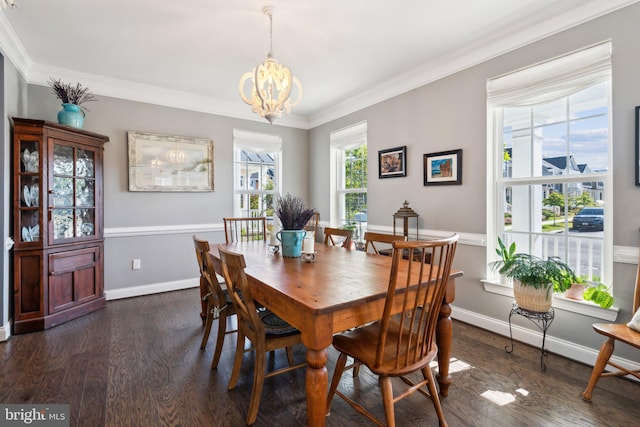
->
[1,288,638,426]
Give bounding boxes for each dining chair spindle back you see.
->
[327,235,459,427]
[363,231,406,255]
[217,245,306,425]
[323,227,354,249]
[192,236,237,369]
[223,217,267,244]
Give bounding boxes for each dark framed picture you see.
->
[423,149,462,186]
[378,146,407,178]
[636,106,640,186]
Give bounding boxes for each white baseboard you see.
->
[105,278,199,300]
[452,305,640,376]
[0,324,10,342]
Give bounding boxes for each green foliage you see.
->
[571,191,597,210]
[275,193,316,230]
[583,283,614,308]
[495,237,516,263]
[344,145,367,220]
[490,251,577,292]
[543,191,564,225]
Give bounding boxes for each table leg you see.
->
[436,301,452,397]
[305,348,329,426]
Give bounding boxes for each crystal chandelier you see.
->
[239,6,302,123]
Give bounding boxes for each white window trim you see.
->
[485,42,617,321]
[329,122,367,226]
[232,129,282,217]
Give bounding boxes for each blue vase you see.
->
[276,230,307,258]
[57,103,85,129]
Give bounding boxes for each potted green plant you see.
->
[495,237,516,284]
[564,276,614,308]
[274,193,316,258]
[491,250,577,312]
[48,78,96,129]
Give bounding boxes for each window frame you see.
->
[329,122,367,235]
[485,43,616,319]
[232,130,282,219]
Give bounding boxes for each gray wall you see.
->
[309,4,640,361]
[25,85,309,294]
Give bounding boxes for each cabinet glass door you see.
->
[51,143,96,242]
[18,139,40,243]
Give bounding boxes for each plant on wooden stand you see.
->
[490,247,577,312]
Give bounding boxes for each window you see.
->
[330,122,367,242]
[487,42,612,288]
[232,130,281,219]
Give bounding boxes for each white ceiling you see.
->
[0,0,637,129]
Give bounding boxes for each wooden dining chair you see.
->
[327,235,459,427]
[193,236,237,369]
[323,227,354,248]
[217,245,306,426]
[223,217,267,243]
[581,244,640,401]
[363,231,406,255]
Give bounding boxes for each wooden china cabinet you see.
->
[11,118,109,334]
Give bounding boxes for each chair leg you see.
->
[327,352,349,413]
[422,366,448,427]
[199,276,208,325]
[246,347,266,425]
[228,331,246,390]
[200,299,214,350]
[380,376,396,427]
[210,310,227,369]
[285,346,295,366]
[582,337,615,401]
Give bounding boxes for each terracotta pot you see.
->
[564,283,586,300]
[513,280,553,312]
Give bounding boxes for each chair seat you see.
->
[593,323,640,347]
[333,316,437,377]
[259,310,299,336]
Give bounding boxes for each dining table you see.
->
[210,240,463,426]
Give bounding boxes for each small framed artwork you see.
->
[636,106,640,186]
[423,149,462,186]
[128,131,214,192]
[378,146,407,178]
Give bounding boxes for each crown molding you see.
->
[308,0,639,128]
[0,12,31,81]
[1,0,637,130]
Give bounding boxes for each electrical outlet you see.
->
[132,259,141,270]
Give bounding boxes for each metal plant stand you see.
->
[505,302,555,371]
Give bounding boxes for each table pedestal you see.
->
[505,302,555,370]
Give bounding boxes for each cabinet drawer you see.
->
[48,247,101,313]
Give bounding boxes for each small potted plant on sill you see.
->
[48,78,96,129]
[495,237,516,285]
[490,250,577,312]
[565,277,615,308]
[274,193,316,258]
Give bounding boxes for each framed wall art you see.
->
[128,131,214,192]
[378,146,407,178]
[423,149,462,186]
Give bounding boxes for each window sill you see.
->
[481,279,619,322]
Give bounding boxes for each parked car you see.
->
[572,207,604,231]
